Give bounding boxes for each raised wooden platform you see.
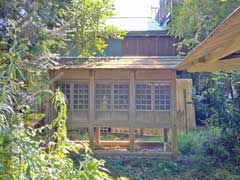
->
[94,150,173,158]
[74,140,174,158]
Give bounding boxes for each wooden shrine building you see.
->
[48,56,183,156]
[47,1,196,156]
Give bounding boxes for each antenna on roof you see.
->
[155,0,173,25]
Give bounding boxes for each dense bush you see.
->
[176,128,240,178]
[0,0,124,179]
[177,130,203,155]
[203,134,240,170]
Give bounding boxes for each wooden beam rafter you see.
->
[187,57,240,72]
[177,7,240,72]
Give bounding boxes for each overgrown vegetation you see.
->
[85,1,240,179]
[1,0,240,179]
[168,0,240,53]
[105,129,240,180]
[167,1,240,179]
[0,0,124,179]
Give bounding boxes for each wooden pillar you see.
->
[183,89,188,134]
[129,71,136,151]
[163,128,168,143]
[89,127,94,150]
[68,82,74,131]
[89,70,95,150]
[163,128,169,152]
[171,71,177,156]
[96,127,100,145]
[49,83,55,122]
[45,102,50,124]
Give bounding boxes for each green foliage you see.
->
[0,0,125,58]
[191,72,240,125]
[168,0,240,53]
[0,0,123,179]
[170,1,240,173]
[61,0,126,56]
[189,72,240,169]
[105,129,240,180]
[203,134,240,171]
[177,130,201,155]
[105,158,180,180]
[0,88,113,179]
[68,131,89,140]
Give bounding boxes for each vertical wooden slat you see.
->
[186,81,196,129]
[70,83,74,111]
[163,128,169,152]
[155,37,158,56]
[171,71,177,155]
[176,79,196,132]
[68,83,74,129]
[89,70,95,150]
[45,103,50,124]
[163,128,168,142]
[89,127,94,150]
[123,36,178,56]
[129,71,136,151]
[95,127,100,145]
[151,83,154,111]
[49,83,55,122]
[183,89,188,133]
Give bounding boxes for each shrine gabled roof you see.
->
[50,56,183,70]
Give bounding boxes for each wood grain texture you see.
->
[123,36,178,56]
[48,68,179,154]
[178,7,240,72]
[176,79,196,131]
[51,56,183,70]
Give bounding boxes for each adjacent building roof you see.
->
[106,0,167,33]
[51,56,183,70]
[107,17,166,32]
[177,7,240,72]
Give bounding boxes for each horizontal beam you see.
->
[95,141,164,148]
[177,7,240,71]
[94,150,173,158]
[186,57,240,72]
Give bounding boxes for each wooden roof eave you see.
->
[49,56,184,70]
[177,7,240,72]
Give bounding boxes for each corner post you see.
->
[95,127,100,145]
[129,71,136,151]
[171,70,177,156]
[89,70,95,151]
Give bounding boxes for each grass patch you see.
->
[68,131,89,140]
[101,133,129,141]
[69,128,240,180]
[103,129,240,180]
[105,158,181,180]
[135,135,163,142]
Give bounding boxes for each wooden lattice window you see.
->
[96,83,129,111]
[96,84,111,110]
[154,85,171,110]
[136,83,171,111]
[100,127,111,133]
[136,84,152,110]
[73,84,89,111]
[56,83,71,105]
[113,84,129,110]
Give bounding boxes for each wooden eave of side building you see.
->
[50,56,184,70]
[177,7,240,72]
